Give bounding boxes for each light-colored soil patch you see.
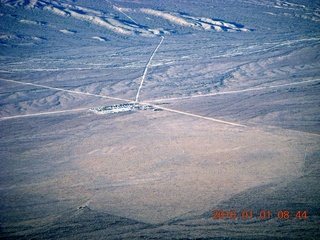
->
[67,110,309,223]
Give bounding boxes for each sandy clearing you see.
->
[92,36,107,42]
[59,29,76,34]
[140,8,194,28]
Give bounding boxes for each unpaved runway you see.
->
[135,36,165,102]
[149,78,320,102]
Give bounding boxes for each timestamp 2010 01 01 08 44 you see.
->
[212,210,308,220]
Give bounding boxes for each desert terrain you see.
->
[0,0,319,239]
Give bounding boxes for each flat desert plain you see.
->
[0,0,319,239]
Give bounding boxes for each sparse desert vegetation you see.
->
[0,0,319,239]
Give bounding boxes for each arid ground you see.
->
[1,0,319,239]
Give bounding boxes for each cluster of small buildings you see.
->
[134,105,154,110]
[89,103,162,114]
[89,103,134,114]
